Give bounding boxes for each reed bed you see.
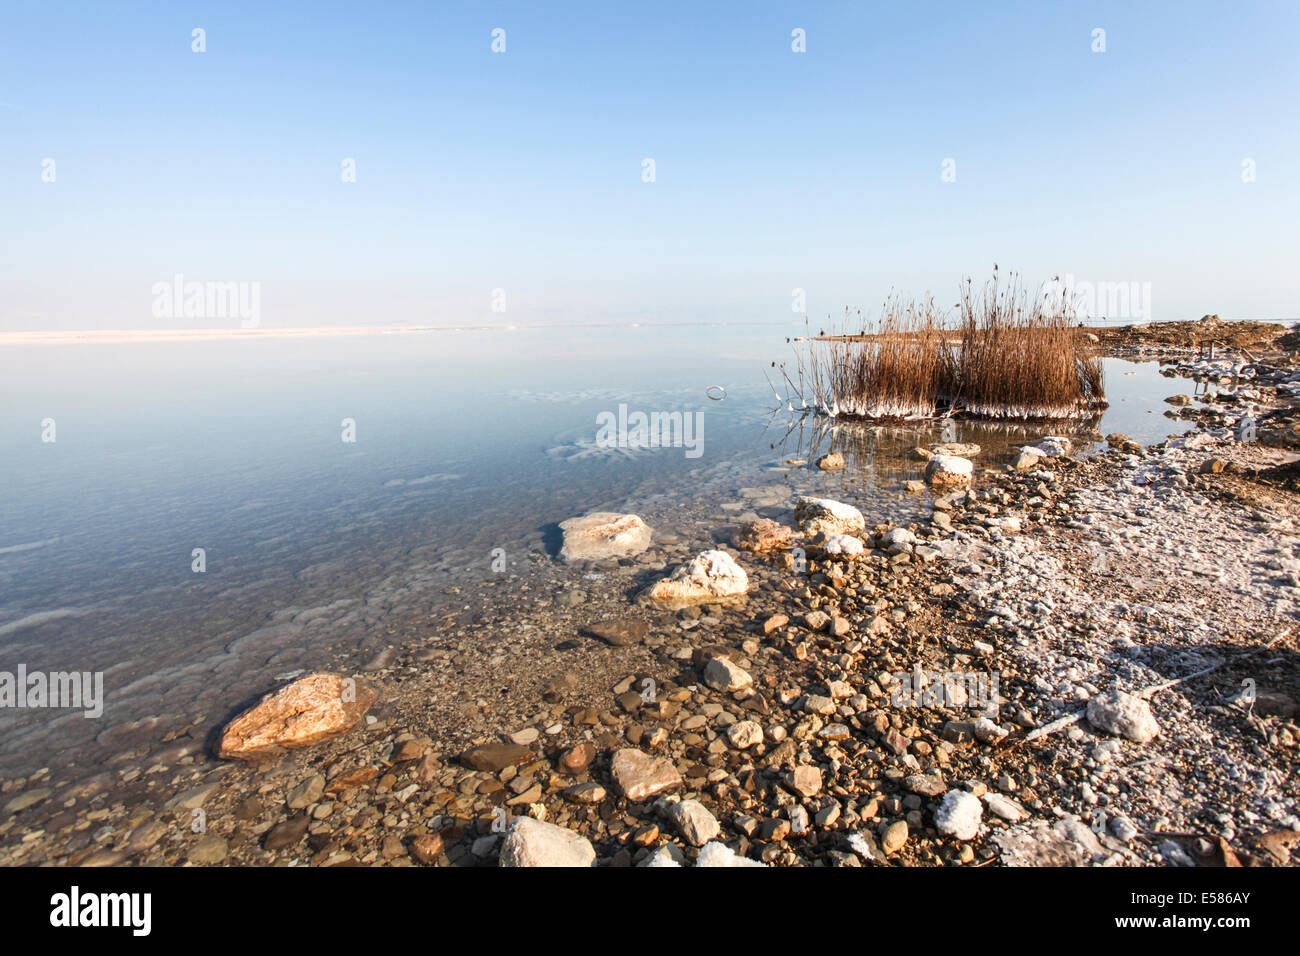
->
[779,272,1106,421]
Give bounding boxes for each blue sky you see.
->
[2,0,1297,329]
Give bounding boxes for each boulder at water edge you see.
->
[794,497,865,536]
[924,454,973,488]
[218,672,374,762]
[558,512,652,562]
[647,550,748,605]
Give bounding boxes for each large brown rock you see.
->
[218,673,374,762]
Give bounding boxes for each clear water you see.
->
[0,327,1177,777]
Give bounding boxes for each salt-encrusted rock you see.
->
[1087,690,1160,743]
[558,512,652,563]
[696,841,766,867]
[648,550,749,604]
[610,749,682,801]
[703,656,753,692]
[727,720,764,749]
[1032,436,1072,457]
[880,527,916,554]
[665,799,720,846]
[795,496,865,536]
[934,789,983,840]
[924,455,973,488]
[498,816,595,867]
[218,673,374,762]
[974,717,1008,743]
[823,534,864,557]
[816,452,845,471]
[735,518,797,553]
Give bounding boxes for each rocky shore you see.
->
[2,334,1298,868]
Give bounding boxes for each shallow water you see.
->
[0,327,1178,778]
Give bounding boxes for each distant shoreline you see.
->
[0,321,789,346]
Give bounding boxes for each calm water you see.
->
[0,325,1177,777]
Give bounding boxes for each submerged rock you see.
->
[648,550,749,604]
[218,673,374,762]
[816,452,845,471]
[558,512,652,562]
[498,817,595,867]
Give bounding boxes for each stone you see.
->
[665,799,720,846]
[4,788,50,815]
[580,619,649,647]
[410,833,444,864]
[703,656,753,692]
[1165,394,1193,406]
[795,497,865,537]
[816,452,845,471]
[973,717,1008,744]
[1086,691,1160,743]
[218,672,375,762]
[788,765,822,797]
[762,613,789,635]
[696,841,765,867]
[983,793,1026,822]
[286,773,325,810]
[648,550,749,605]
[558,742,596,775]
[932,442,981,457]
[727,720,764,749]
[610,749,682,801]
[924,455,973,488]
[498,817,596,867]
[934,789,983,840]
[187,835,229,864]
[460,742,535,772]
[558,512,652,563]
[735,518,797,553]
[563,782,607,804]
[1013,448,1044,471]
[263,815,310,851]
[880,527,916,553]
[823,534,864,557]
[881,820,909,854]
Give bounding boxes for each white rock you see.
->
[498,817,596,867]
[934,789,983,840]
[696,841,766,867]
[795,497,865,536]
[726,720,764,749]
[703,656,753,693]
[1086,690,1160,743]
[558,512,652,563]
[823,534,864,556]
[648,550,749,604]
[983,792,1026,822]
[665,799,720,846]
[924,455,974,488]
[974,717,1008,743]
